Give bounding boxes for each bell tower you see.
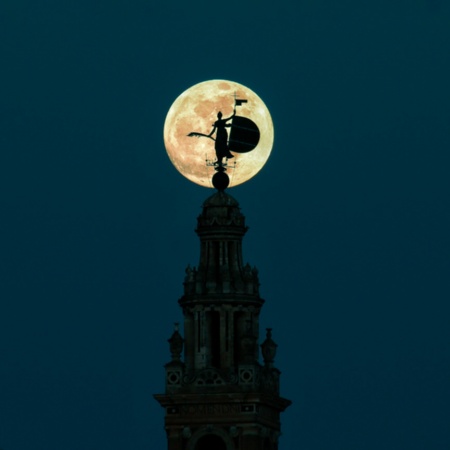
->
[154,189,291,450]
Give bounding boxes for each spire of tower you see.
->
[155,190,291,450]
[183,190,260,297]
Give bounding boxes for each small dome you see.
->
[198,190,245,226]
[203,190,239,208]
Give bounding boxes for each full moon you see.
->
[164,80,274,188]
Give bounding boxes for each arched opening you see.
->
[233,311,246,365]
[209,311,221,368]
[195,433,227,450]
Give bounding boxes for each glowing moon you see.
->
[164,80,274,188]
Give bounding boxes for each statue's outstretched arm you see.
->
[224,109,236,122]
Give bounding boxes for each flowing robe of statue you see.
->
[212,116,234,160]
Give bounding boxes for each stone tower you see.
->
[154,189,291,450]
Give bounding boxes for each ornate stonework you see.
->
[155,191,291,450]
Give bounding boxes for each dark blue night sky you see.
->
[1,1,449,449]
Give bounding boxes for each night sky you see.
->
[1,1,449,449]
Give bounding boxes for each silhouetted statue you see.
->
[208,110,236,163]
[188,96,260,166]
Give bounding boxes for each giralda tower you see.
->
[155,80,291,450]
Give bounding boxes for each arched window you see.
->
[195,433,227,450]
[209,311,221,368]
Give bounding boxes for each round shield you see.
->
[228,116,260,153]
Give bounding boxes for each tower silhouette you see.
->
[155,189,291,450]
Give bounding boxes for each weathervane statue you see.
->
[187,93,261,190]
[164,80,273,189]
